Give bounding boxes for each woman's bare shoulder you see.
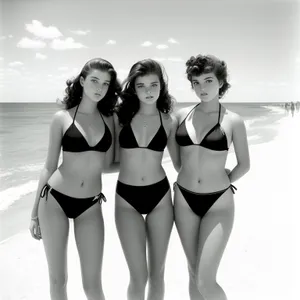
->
[224,109,244,126]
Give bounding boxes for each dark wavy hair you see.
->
[116,59,174,126]
[186,54,231,99]
[62,58,121,116]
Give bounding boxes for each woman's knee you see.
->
[82,275,103,294]
[196,276,219,295]
[148,268,164,285]
[130,269,148,289]
[49,273,68,290]
[83,283,101,297]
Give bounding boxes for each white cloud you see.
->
[70,29,91,36]
[279,82,288,86]
[50,38,87,50]
[106,40,116,45]
[7,68,22,75]
[8,61,24,67]
[156,44,168,50]
[152,57,166,62]
[296,57,300,64]
[48,74,53,77]
[17,37,46,49]
[255,81,264,85]
[36,53,47,60]
[23,76,36,82]
[168,57,184,62]
[141,41,152,47]
[56,67,80,79]
[8,35,13,38]
[0,57,3,61]
[168,38,179,44]
[58,67,69,71]
[25,20,62,39]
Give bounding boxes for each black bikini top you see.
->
[119,112,167,152]
[175,103,228,151]
[61,105,112,153]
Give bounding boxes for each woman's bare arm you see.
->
[167,112,181,172]
[228,114,250,183]
[30,111,64,218]
[103,112,121,173]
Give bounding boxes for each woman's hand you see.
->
[29,218,42,240]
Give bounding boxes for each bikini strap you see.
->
[181,103,201,125]
[158,111,164,127]
[73,105,80,123]
[40,183,51,201]
[230,184,237,194]
[93,192,107,204]
[217,103,222,123]
[190,103,201,117]
[99,110,107,128]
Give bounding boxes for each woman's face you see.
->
[134,73,161,105]
[80,69,111,102]
[191,72,223,102]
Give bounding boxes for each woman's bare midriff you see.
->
[48,151,106,197]
[118,149,166,185]
[177,147,231,192]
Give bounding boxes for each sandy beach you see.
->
[1,113,299,300]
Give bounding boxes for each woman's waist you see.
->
[180,154,227,169]
[120,160,164,174]
[48,169,103,197]
[177,172,231,193]
[58,163,103,178]
[120,151,163,166]
[61,154,106,172]
[180,162,227,175]
[118,168,166,186]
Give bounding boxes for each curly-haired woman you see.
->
[29,58,121,300]
[174,54,250,300]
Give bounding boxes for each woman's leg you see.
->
[115,193,148,300]
[146,189,173,300]
[195,189,235,300]
[73,201,105,300]
[38,191,70,300]
[173,185,202,300]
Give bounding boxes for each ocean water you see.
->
[0,102,287,211]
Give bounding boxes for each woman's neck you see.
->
[198,98,220,113]
[138,102,158,115]
[78,96,98,114]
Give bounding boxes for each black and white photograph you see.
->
[0,0,299,299]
